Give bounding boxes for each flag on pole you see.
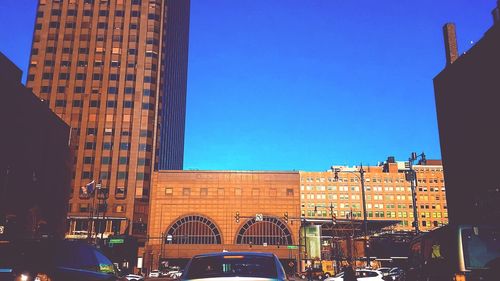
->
[86,180,95,195]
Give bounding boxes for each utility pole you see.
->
[408,152,426,235]
[359,165,369,267]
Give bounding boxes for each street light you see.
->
[407,152,426,235]
[331,164,370,267]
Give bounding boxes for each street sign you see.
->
[109,238,124,244]
[263,242,268,247]
[255,214,263,221]
[287,245,298,249]
[167,234,173,241]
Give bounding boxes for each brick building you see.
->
[146,170,301,270]
[25,0,190,243]
[299,158,448,232]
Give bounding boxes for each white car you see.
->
[148,270,161,278]
[124,273,144,281]
[325,269,384,281]
[169,270,183,279]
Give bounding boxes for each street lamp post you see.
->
[407,152,426,235]
[332,164,370,267]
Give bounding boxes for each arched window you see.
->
[235,217,292,245]
[165,215,222,244]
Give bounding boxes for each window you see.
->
[136,173,149,180]
[217,188,225,196]
[89,100,100,107]
[165,188,173,196]
[119,157,128,165]
[125,87,135,94]
[103,142,113,150]
[200,188,208,196]
[117,172,128,180]
[101,157,112,164]
[119,142,130,150]
[109,74,119,80]
[81,171,93,179]
[116,186,126,197]
[123,101,134,108]
[100,172,109,180]
[107,101,116,108]
[85,142,95,149]
[143,89,154,96]
[286,188,294,196]
[55,100,66,107]
[115,205,125,213]
[75,86,85,93]
[165,215,222,244]
[76,73,86,80]
[83,157,94,164]
[72,100,82,107]
[183,188,191,196]
[108,87,118,94]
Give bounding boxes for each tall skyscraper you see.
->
[25,0,190,242]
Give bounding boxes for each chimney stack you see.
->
[443,23,459,65]
[492,1,500,24]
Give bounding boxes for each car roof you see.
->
[192,252,276,258]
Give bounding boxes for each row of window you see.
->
[302,175,443,183]
[165,187,295,197]
[82,156,151,165]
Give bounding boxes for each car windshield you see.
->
[186,255,277,279]
[461,226,500,270]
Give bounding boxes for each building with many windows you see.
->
[25,0,190,243]
[299,157,448,232]
[146,170,301,272]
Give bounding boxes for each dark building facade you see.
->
[157,0,190,170]
[433,2,500,224]
[25,0,190,242]
[0,52,71,241]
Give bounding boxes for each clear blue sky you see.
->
[0,0,496,171]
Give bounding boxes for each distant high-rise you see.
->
[26,0,190,241]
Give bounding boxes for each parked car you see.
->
[169,270,183,279]
[376,267,391,277]
[383,267,404,281]
[299,266,326,280]
[406,224,500,281]
[0,239,122,281]
[123,273,144,281]
[180,251,288,280]
[325,269,384,281]
[148,270,161,278]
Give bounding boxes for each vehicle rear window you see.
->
[461,227,500,269]
[186,255,277,279]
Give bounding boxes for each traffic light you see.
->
[235,212,240,223]
[283,212,288,223]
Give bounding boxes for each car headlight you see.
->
[18,273,29,281]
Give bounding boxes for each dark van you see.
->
[407,224,500,281]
